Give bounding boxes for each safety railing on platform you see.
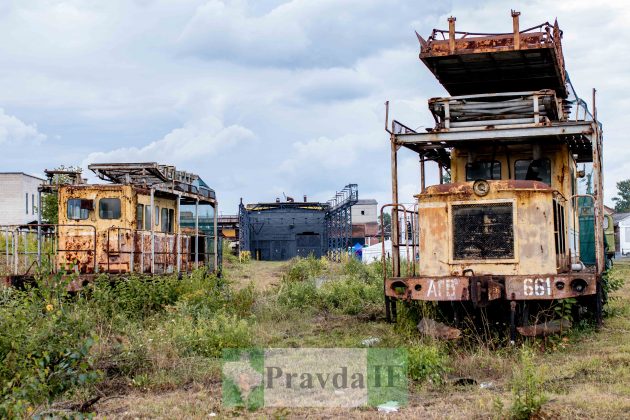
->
[1,224,217,279]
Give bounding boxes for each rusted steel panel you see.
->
[505,274,597,300]
[385,277,470,301]
[418,16,567,97]
[415,181,556,277]
[387,273,596,303]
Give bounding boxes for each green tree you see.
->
[380,212,391,239]
[41,193,59,224]
[612,179,630,213]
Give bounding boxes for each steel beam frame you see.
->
[325,184,358,261]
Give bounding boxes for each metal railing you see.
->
[1,224,217,278]
[102,227,217,275]
[428,90,566,131]
[1,224,97,276]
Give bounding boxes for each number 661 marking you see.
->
[523,278,551,296]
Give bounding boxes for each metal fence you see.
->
[1,224,217,278]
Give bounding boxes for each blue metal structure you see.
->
[239,184,358,261]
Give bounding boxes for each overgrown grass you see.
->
[3,257,628,417]
[0,262,257,416]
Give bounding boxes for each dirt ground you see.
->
[228,260,288,291]
[93,260,630,419]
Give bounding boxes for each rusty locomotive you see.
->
[384,12,606,338]
[2,163,219,288]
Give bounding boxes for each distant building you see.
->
[613,212,630,256]
[351,199,378,224]
[218,215,239,241]
[351,199,380,246]
[0,173,44,225]
[242,201,329,260]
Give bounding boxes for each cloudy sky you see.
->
[0,0,627,213]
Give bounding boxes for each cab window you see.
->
[67,199,92,220]
[136,204,144,229]
[144,206,151,230]
[161,208,169,232]
[466,161,501,181]
[168,209,175,233]
[99,198,121,219]
[514,159,551,184]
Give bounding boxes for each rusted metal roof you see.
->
[88,162,215,204]
[417,12,567,98]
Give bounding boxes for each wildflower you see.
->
[46,304,54,312]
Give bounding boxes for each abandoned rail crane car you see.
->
[384,12,605,338]
[2,163,219,288]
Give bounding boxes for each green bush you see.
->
[0,277,99,417]
[170,312,253,358]
[277,278,319,309]
[284,255,327,283]
[407,344,449,383]
[508,347,548,419]
[319,276,382,315]
[275,257,383,315]
[90,274,179,321]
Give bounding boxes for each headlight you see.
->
[473,179,490,197]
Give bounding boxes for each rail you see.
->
[2,224,217,279]
[1,224,97,276]
[380,204,419,321]
[105,227,217,274]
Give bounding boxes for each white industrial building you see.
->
[614,212,630,257]
[0,173,44,225]
[351,199,378,223]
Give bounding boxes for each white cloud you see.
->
[0,108,46,144]
[177,0,442,67]
[82,116,255,168]
[0,0,629,212]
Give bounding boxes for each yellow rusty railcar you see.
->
[1,163,219,287]
[384,13,605,337]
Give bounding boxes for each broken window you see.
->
[67,198,92,220]
[465,161,501,181]
[514,158,551,184]
[99,198,121,219]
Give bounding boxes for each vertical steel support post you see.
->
[512,10,521,50]
[141,232,145,273]
[5,227,9,269]
[213,201,218,272]
[448,16,456,54]
[13,230,18,275]
[37,190,42,268]
[176,194,181,274]
[420,155,426,191]
[390,134,400,278]
[150,189,155,274]
[22,230,26,270]
[130,230,134,273]
[195,198,199,270]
